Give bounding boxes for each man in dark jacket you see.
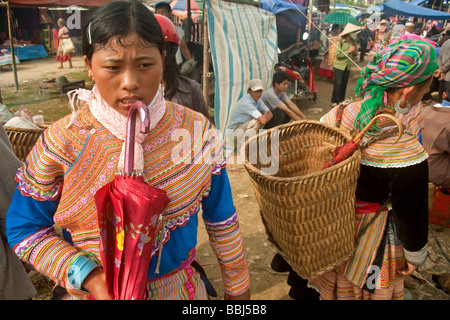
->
[357,21,375,62]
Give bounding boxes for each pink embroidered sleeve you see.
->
[14,227,92,297]
[204,212,250,296]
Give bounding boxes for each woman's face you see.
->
[84,32,164,116]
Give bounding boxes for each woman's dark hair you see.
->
[82,0,165,61]
[163,41,180,100]
[272,70,290,86]
[186,41,203,66]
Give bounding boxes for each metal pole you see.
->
[7,1,19,91]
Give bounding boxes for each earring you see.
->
[394,99,412,114]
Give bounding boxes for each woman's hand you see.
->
[81,267,113,300]
[397,262,418,277]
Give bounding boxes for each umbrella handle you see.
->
[353,113,403,144]
[125,101,150,174]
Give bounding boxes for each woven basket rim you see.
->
[240,119,360,182]
[4,125,46,133]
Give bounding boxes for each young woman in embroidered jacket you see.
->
[6,0,250,300]
[312,36,436,300]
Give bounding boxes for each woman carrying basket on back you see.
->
[310,37,437,299]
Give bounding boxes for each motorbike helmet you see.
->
[154,14,179,46]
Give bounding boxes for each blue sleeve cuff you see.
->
[67,253,101,290]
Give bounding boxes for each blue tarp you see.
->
[259,0,306,27]
[380,0,450,19]
[7,45,47,61]
[333,3,364,11]
[409,0,427,5]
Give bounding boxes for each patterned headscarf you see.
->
[354,38,437,134]
[390,24,405,41]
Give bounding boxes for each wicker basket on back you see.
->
[4,126,44,162]
[242,120,360,279]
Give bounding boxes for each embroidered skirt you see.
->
[146,264,209,300]
[308,202,407,300]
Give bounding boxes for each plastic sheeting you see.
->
[381,0,450,20]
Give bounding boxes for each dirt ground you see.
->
[1,54,449,300]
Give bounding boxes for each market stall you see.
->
[1,0,110,90]
[5,44,47,60]
[380,0,450,19]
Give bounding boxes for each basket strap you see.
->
[356,197,391,242]
[359,124,408,149]
[333,101,351,128]
[331,102,407,147]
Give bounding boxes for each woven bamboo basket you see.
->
[4,126,45,162]
[241,120,361,279]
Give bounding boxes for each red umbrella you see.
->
[322,113,403,169]
[95,102,170,300]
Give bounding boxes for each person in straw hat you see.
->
[331,23,360,104]
[312,37,437,300]
[405,21,416,34]
[373,19,391,52]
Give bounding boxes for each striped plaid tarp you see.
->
[0,53,20,67]
[206,0,278,138]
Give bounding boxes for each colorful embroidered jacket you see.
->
[6,102,249,299]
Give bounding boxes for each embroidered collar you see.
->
[73,85,166,172]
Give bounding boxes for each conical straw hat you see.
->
[340,23,361,37]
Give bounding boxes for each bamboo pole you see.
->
[187,0,192,40]
[307,0,313,56]
[7,1,19,91]
[202,2,210,110]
